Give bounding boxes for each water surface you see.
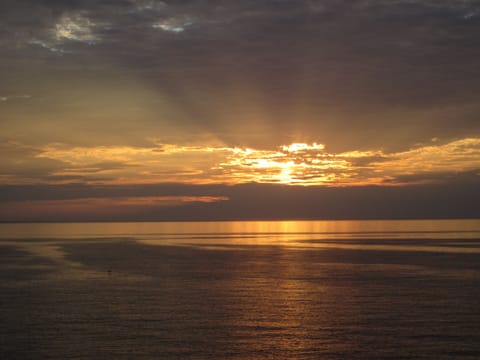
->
[1,220,480,359]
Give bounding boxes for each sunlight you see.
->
[277,161,295,184]
[4,138,475,187]
[282,143,325,153]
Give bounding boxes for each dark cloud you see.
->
[1,1,480,151]
[0,141,67,180]
[0,182,222,202]
[382,169,480,186]
[1,180,479,221]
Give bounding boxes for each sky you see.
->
[1,0,479,221]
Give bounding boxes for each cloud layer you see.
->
[2,138,479,186]
[1,0,480,151]
[1,1,480,220]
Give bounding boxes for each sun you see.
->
[277,161,296,184]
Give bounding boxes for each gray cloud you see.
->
[1,180,479,221]
[0,140,67,181]
[0,95,31,102]
[1,0,480,152]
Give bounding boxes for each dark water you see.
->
[1,220,480,359]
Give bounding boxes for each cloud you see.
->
[0,95,31,102]
[54,13,101,43]
[26,11,106,53]
[1,138,479,187]
[152,16,193,33]
[0,140,67,184]
[1,0,479,221]
[1,181,479,221]
[372,138,480,180]
[0,195,228,222]
[1,0,480,172]
[28,39,66,53]
[463,11,479,20]
[2,194,227,207]
[132,0,167,13]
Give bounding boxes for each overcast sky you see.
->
[1,0,479,221]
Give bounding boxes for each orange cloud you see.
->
[1,138,479,186]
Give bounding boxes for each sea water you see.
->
[1,220,480,359]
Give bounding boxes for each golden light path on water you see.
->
[2,224,480,358]
[2,220,480,257]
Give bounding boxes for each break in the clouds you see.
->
[1,0,480,220]
[2,138,480,187]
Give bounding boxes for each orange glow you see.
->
[1,138,479,186]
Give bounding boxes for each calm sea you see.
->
[1,220,480,359]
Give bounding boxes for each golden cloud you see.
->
[1,138,478,186]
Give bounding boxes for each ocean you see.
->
[1,219,480,359]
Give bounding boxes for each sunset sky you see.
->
[1,0,479,221]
